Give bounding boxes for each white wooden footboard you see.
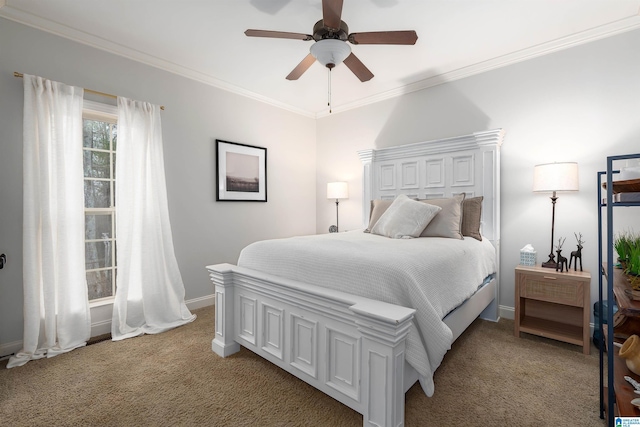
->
[207,263,416,427]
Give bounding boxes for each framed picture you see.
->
[216,139,267,202]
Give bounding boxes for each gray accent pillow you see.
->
[364,199,394,233]
[419,193,466,239]
[462,196,483,241]
[370,194,441,239]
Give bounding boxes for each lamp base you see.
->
[541,256,557,269]
[329,225,338,233]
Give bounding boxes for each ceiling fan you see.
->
[245,0,418,82]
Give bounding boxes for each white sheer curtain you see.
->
[112,97,195,340]
[8,75,90,368]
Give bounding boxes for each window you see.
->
[83,101,118,302]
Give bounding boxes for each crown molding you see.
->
[0,4,315,119]
[318,12,640,118]
[2,3,639,120]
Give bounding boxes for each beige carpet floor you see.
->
[0,305,605,426]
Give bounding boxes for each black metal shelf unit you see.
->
[597,153,640,425]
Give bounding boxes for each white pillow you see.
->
[370,194,442,239]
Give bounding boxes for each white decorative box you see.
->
[520,250,537,266]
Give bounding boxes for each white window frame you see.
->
[83,100,118,307]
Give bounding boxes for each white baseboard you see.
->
[0,340,22,361]
[1,294,216,360]
[186,294,215,311]
[499,304,515,320]
[90,319,112,338]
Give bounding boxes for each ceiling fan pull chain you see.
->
[328,67,332,113]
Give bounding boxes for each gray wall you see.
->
[315,29,640,318]
[0,18,316,351]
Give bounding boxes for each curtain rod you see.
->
[14,72,165,111]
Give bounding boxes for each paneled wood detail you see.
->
[359,128,504,245]
[326,327,360,401]
[380,193,418,201]
[424,158,445,188]
[290,314,318,379]
[238,294,257,346]
[209,267,240,357]
[215,290,225,339]
[400,161,419,189]
[426,191,475,199]
[421,192,445,199]
[208,262,418,425]
[452,154,474,187]
[356,303,413,427]
[367,351,388,426]
[261,303,284,360]
[481,150,498,240]
[379,164,396,191]
[393,352,405,426]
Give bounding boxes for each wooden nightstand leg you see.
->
[514,271,521,338]
[514,301,521,338]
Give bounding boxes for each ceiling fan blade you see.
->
[343,53,374,82]
[286,53,316,80]
[245,29,313,41]
[322,0,344,31]
[349,30,418,45]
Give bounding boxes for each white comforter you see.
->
[237,230,496,396]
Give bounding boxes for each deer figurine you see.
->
[569,232,584,272]
[556,237,568,272]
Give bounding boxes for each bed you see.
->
[206,128,504,426]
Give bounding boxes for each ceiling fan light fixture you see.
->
[310,39,351,67]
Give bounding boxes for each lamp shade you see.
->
[310,39,351,67]
[327,182,349,200]
[533,162,579,192]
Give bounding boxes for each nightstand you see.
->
[514,264,591,354]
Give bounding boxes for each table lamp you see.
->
[327,182,348,233]
[533,162,579,268]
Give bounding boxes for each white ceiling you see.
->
[2,0,640,117]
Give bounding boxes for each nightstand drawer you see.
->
[519,278,584,307]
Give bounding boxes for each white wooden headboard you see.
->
[357,129,505,245]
